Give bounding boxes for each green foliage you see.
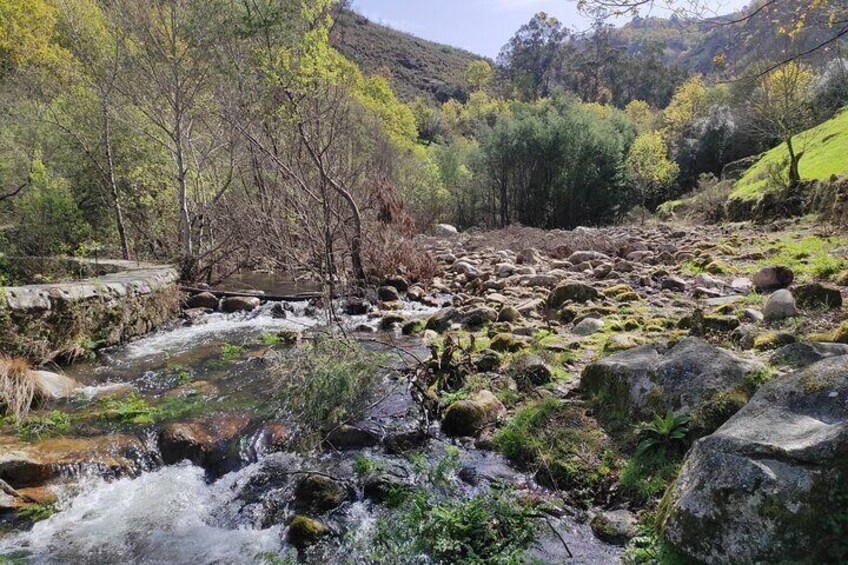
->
[101,392,158,425]
[17,501,57,522]
[274,337,382,439]
[626,131,679,207]
[259,332,281,347]
[373,489,540,565]
[15,410,71,441]
[623,520,689,565]
[750,234,848,281]
[634,410,691,461]
[220,343,245,363]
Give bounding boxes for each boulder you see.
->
[377,285,400,302]
[792,282,843,309]
[433,224,458,237]
[590,510,638,546]
[497,305,522,323]
[763,289,799,321]
[769,341,848,367]
[158,414,252,477]
[186,291,219,310]
[661,277,687,292]
[291,474,352,513]
[461,306,499,329]
[29,370,80,400]
[517,248,543,265]
[382,276,409,293]
[660,355,848,564]
[287,515,331,550]
[572,317,604,336]
[220,296,261,313]
[343,299,370,316]
[512,354,552,386]
[442,390,505,437]
[581,337,762,433]
[568,251,609,264]
[323,425,379,450]
[425,307,457,333]
[548,281,600,309]
[752,265,794,291]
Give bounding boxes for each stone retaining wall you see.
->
[0,258,180,363]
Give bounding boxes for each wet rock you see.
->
[792,282,843,309]
[660,356,848,564]
[581,337,762,433]
[752,265,794,291]
[158,414,253,477]
[572,317,604,336]
[343,299,370,316]
[29,370,80,400]
[548,281,600,309]
[287,515,331,550]
[182,307,211,325]
[220,296,261,313]
[442,390,505,437]
[769,341,848,367]
[362,473,408,504]
[763,289,798,321]
[590,510,638,546]
[186,291,218,310]
[383,276,409,293]
[323,425,380,450]
[377,286,400,302]
[383,429,428,454]
[379,313,405,331]
[291,473,352,513]
[268,303,288,319]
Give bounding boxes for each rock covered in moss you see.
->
[425,307,457,333]
[752,331,796,351]
[660,355,848,564]
[489,333,530,353]
[590,510,638,545]
[291,474,352,513]
[441,390,505,437]
[286,515,331,549]
[581,337,762,433]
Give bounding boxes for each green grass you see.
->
[732,108,848,201]
[748,234,848,281]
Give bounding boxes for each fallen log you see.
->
[180,286,324,302]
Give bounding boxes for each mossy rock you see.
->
[809,321,848,344]
[490,333,530,353]
[704,261,730,275]
[401,319,426,335]
[291,474,351,513]
[753,332,797,351]
[287,515,331,550]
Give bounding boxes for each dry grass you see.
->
[0,356,38,422]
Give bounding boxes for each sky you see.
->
[350,0,754,59]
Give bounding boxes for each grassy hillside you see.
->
[332,9,483,104]
[731,108,848,201]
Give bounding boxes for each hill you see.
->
[730,107,848,202]
[331,9,484,104]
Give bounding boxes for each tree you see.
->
[0,0,68,76]
[466,60,494,92]
[662,75,709,143]
[626,131,679,212]
[498,12,568,100]
[750,61,814,185]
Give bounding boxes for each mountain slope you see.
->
[332,9,483,104]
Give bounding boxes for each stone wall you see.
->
[0,259,180,363]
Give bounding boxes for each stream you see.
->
[0,295,622,564]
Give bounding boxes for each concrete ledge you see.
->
[0,259,180,363]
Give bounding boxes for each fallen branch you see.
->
[180,285,324,302]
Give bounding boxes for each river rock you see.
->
[220,296,261,313]
[158,414,252,477]
[497,305,522,323]
[461,306,498,328]
[572,317,604,336]
[548,281,600,309]
[442,390,505,437]
[383,276,409,293]
[581,337,762,432]
[513,354,552,386]
[763,289,798,321]
[323,425,380,450]
[287,515,331,550]
[425,307,457,332]
[29,370,80,400]
[792,282,843,309]
[291,473,352,513]
[377,285,400,302]
[186,291,219,310]
[661,276,687,292]
[660,355,848,564]
[752,265,794,291]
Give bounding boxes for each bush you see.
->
[274,337,383,442]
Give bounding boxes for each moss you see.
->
[753,332,797,351]
[690,388,750,434]
[704,260,730,275]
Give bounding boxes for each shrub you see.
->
[274,337,383,442]
[635,410,691,461]
[15,410,71,440]
[0,356,37,422]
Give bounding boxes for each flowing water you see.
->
[0,293,622,564]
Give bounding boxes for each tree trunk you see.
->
[102,99,130,260]
[786,136,801,186]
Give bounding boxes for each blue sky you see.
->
[350,0,753,58]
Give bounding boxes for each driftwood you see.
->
[0,479,36,503]
[180,286,324,302]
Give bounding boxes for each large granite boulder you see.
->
[581,337,762,432]
[660,355,848,564]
